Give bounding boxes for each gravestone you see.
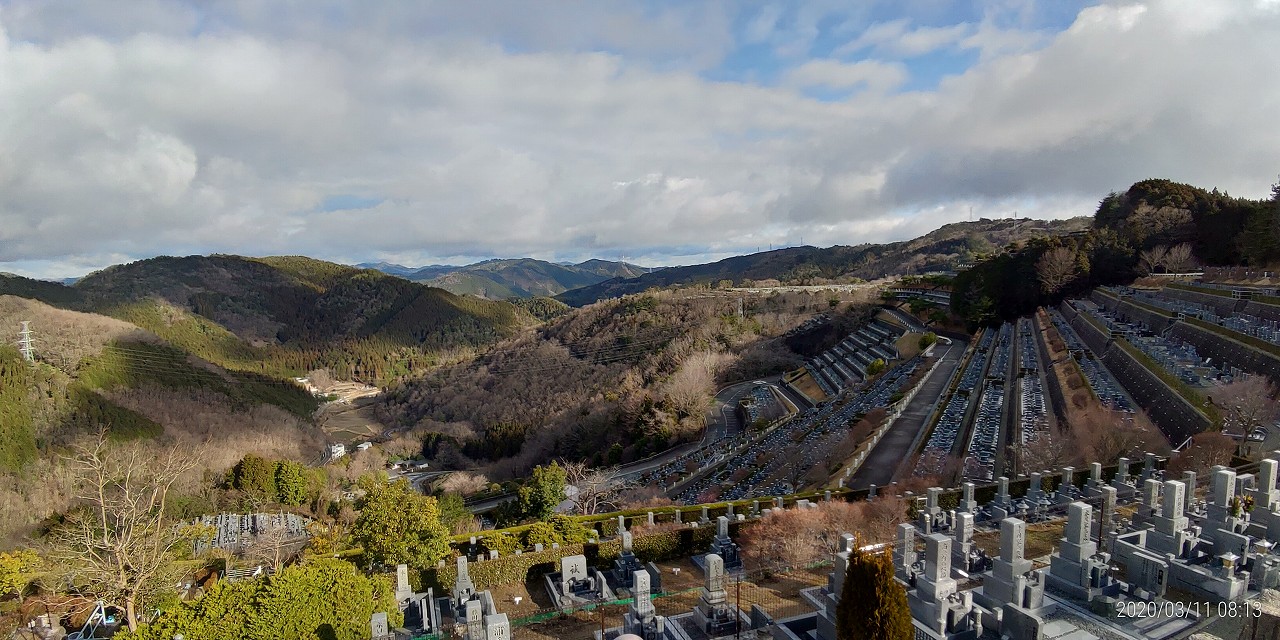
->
[1208,466,1238,524]
[1026,472,1044,504]
[1135,478,1161,527]
[983,518,1043,609]
[815,536,852,640]
[484,613,510,640]
[919,487,943,533]
[705,515,743,573]
[692,553,737,635]
[952,511,987,575]
[611,530,645,589]
[959,482,977,513]
[623,569,667,637]
[395,564,412,603]
[1084,462,1105,496]
[990,476,1013,518]
[453,556,475,608]
[1254,459,1280,511]
[907,533,978,637]
[561,554,593,598]
[1183,471,1197,513]
[1112,457,1135,498]
[1141,452,1156,482]
[894,523,917,582]
[464,599,485,640]
[370,612,389,640]
[1047,502,1118,602]
[1056,467,1076,502]
[1099,486,1117,540]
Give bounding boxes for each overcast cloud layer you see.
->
[1,0,1278,278]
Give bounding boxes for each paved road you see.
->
[847,342,965,489]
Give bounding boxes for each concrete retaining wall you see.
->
[1059,300,1111,353]
[1163,287,1242,317]
[1243,300,1280,323]
[1098,341,1212,444]
[1171,321,1280,387]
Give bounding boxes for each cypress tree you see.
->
[836,537,913,640]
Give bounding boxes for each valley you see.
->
[2,177,1278,640]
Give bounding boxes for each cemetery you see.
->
[205,284,1280,639]
[388,449,1280,639]
[190,511,311,555]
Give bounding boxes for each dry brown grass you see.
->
[0,295,151,369]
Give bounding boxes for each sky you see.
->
[1,0,1279,279]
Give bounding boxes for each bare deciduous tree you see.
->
[1166,432,1237,476]
[1138,245,1169,275]
[1068,405,1169,464]
[1210,376,1280,436]
[1164,243,1197,274]
[562,462,626,515]
[242,523,305,571]
[1036,247,1080,294]
[305,369,334,392]
[1008,426,1077,474]
[48,432,202,632]
[439,472,489,496]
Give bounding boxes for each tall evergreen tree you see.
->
[517,461,567,520]
[836,539,913,640]
[352,477,451,568]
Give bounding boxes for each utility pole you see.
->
[18,321,34,363]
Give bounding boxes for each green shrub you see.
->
[523,522,560,548]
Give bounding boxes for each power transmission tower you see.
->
[18,321,34,363]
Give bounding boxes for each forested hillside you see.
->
[363,257,650,299]
[557,217,1090,306]
[1,255,534,385]
[0,296,328,542]
[378,289,868,477]
[952,178,1280,326]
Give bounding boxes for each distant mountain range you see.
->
[357,258,651,299]
[556,217,1092,306]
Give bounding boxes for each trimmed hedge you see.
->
[424,523,736,592]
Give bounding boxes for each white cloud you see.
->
[836,19,974,58]
[783,59,908,93]
[1,0,1278,279]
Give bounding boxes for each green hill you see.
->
[0,297,323,474]
[1093,178,1278,266]
[364,257,651,299]
[0,255,533,385]
[951,178,1280,326]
